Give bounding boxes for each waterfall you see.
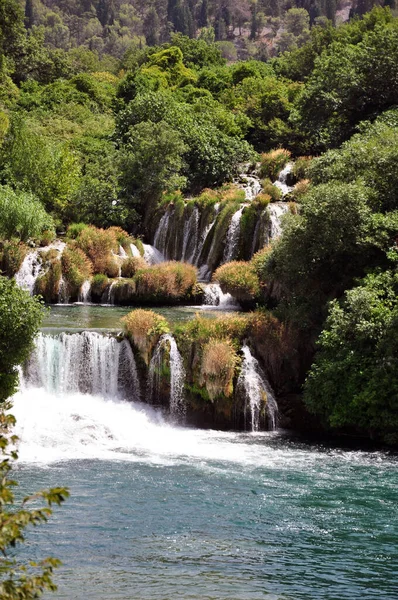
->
[203,283,240,309]
[119,245,128,258]
[148,334,186,417]
[58,276,70,304]
[274,163,293,197]
[235,175,262,201]
[15,241,65,295]
[143,244,165,265]
[153,212,170,256]
[130,243,141,258]
[23,332,141,401]
[223,207,243,263]
[237,346,278,432]
[268,203,289,239]
[102,281,117,305]
[181,207,199,262]
[78,280,91,303]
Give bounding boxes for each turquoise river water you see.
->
[11,306,398,600]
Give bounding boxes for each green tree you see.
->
[119,119,187,226]
[304,266,398,444]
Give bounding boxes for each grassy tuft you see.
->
[214,261,261,302]
[260,149,291,180]
[121,256,147,278]
[123,309,170,365]
[199,338,240,400]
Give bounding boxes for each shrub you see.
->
[195,188,219,209]
[34,251,62,303]
[121,256,147,278]
[0,241,27,277]
[66,222,89,240]
[0,186,55,242]
[253,193,272,209]
[214,261,261,302]
[39,229,56,246]
[62,246,93,296]
[107,226,131,251]
[75,225,118,274]
[200,338,239,400]
[219,185,246,204]
[261,178,282,201]
[260,149,291,180]
[123,309,170,364]
[293,156,312,180]
[134,262,197,301]
[291,179,310,200]
[90,273,109,298]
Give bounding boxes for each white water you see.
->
[203,283,240,309]
[23,331,140,400]
[237,345,278,432]
[143,244,165,265]
[130,243,141,258]
[119,245,128,259]
[268,203,289,239]
[102,280,117,305]
[153,212,170,256]
[15,241,65,295]
[235,175,262,201]
[149,334,186,417]
[274,163,293,197]
[181,207,199,262]
[223,207,243,263]
[78,280,91,303]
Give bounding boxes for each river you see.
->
[11,306,398,600]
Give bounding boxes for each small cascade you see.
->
[203,283,240,309]
[223,207,243,263]
[15,249,43,295]
[58,276,70,304]
[119,245,128,259]
[130,243,141,258]
[237,345,278,432]
[102,281,117,305]
[23,332,141,401]
[181,207,199,262]
[235,175,262,201]
[78,280,91,303]
[274,163,294,197]
[15,241,65,295]
[268,203,289,239]
[153,212,170,256]
[143,244,165,265]
[148,334,186,417]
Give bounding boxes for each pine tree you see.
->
[24,0,34,29]
[144,7,160,46]
[198,0,208,28]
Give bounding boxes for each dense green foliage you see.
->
[0,276,44,400]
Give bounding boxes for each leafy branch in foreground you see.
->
[0,407,69,599]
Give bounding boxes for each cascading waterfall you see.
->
[15,241,66,296]
[181,207,199,262]
[119,245,128,259]
[237,345,278,432]
[153,212,170,256]
[203,283,240,309]
[78,280,91,303]
[148,334,186,417]
[235,175,262,201]
[274,163,293,197]
[102,280,117,305]
[268,203,289,239]
[143,244,165,265]
[23,331,141,401]
[130,243,141,258]
[223,207,243,263]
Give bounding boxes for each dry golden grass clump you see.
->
[75,225,119,275]
[61,246,93,296]
[120,256,147,278]
[200,338,240,400]
[135,262,197,300]
[123,309,170,365]
[214,261,261,302]
[260,148,291,181]
[292,179,310,200]
[0,240,27,277]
